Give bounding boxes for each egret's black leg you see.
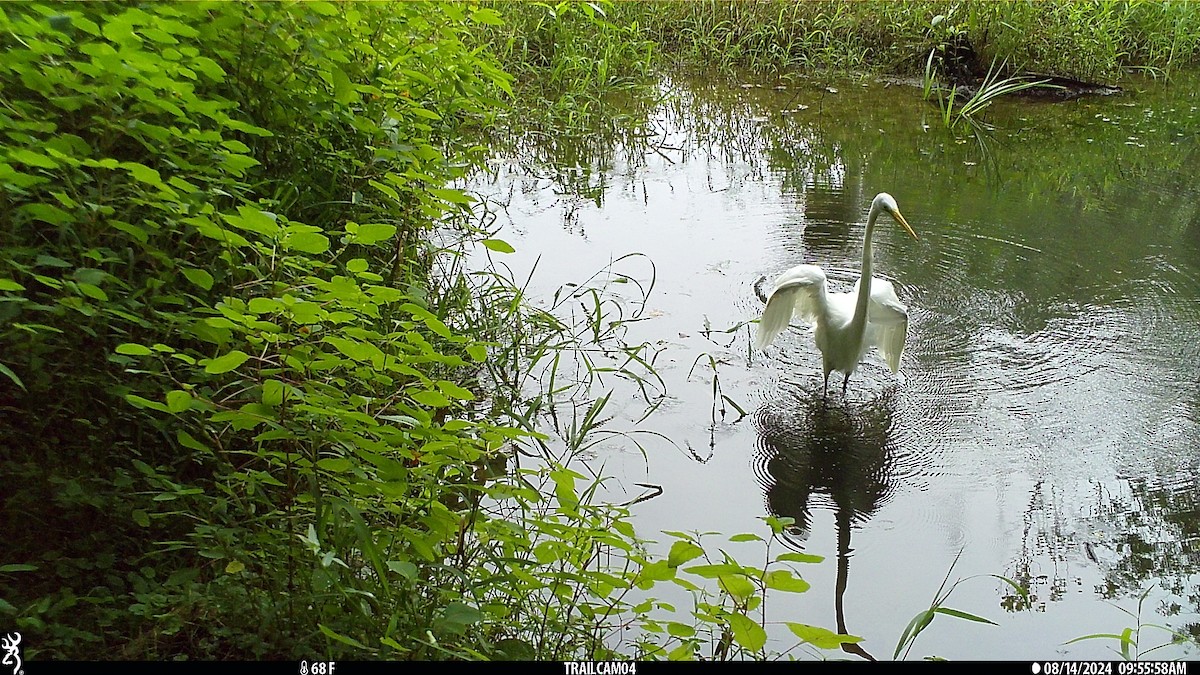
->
[823,371,830,399]
[842,372,850,396]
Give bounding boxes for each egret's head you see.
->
[874,192,917,240]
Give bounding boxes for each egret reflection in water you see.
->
[753,388,901,660]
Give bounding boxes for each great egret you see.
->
[755,192,918,396]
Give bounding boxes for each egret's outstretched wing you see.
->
[755,264,827,349]
[856,277,909,373]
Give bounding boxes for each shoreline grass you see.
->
[475,1,1200,84]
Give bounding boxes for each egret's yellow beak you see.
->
[891,208,918,240]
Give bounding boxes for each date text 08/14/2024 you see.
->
[1034,663,1187,675]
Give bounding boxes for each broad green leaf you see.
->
[20,204,73,225]
[423,316,452,338]
[387,560,417,580]
[728,612,766,651]
[248,297,277,314]
[787,622,861,648]
[125,394,169,412]
[0,564,38,573]
[550,466,580,509]
[35,255,72,268]
[284,231,330,255]
[121,162,162,185]
[442,601,484,628]
[729,533,763,542]
[0,279,24,292]
[429,187,474,204]
[205,350,250,374]
[132,510,150,527]
[683,563,742,579]
[192,56,226,81]
[481,238,515,253]
[635,560,676,588]
[667,622,696,638]
[177,430,207,452]
[317,458,352,473]
[166,390,191,413]
[116,343,152,356]
[667,540,704,568]
[325,337,384,365]
[776,552,824,564]
[182,268,213,290]
[332,67,356,105]
[411,390,450,407]
[763,569,810,593]
[225,206,279,236]
[225,560,245,574]
[718,573,756,601]
[77,282,108,301]
[354,223,396,245]
[668,642,694,661]
[9,149,58,169]
[435,380,474,401]
[262,379,285,406]
[471,7,504,25]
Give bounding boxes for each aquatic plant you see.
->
[1066,586,1195,661]
[894,552,1028,660]
[922,52,1058,130]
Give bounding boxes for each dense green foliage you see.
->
[0,1,858,661]
[0,0,523,658]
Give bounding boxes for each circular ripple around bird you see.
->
[748,213,1200,513]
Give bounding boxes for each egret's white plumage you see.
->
[755,193,918,396]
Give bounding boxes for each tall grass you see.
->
[471,0,659,130]
[922,52,1060,130]
[476,1,1200,81]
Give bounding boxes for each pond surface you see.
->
[473,70,1200,660]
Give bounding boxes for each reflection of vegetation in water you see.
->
[495,69,1200,351]
[1067,585,1196,661]
[995,473,1200,655]
[1090,474,1200,650]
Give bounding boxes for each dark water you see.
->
[474,71,1200,660]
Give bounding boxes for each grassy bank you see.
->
[480,0,1200,83]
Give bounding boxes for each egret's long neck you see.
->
[851,205,879,332]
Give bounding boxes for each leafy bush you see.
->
[0,0,521,658]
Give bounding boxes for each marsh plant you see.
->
[1066,586,1196,661]
[476,1,1200,81]
[921,52,1058,131]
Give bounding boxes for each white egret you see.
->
[755,192,918,396]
